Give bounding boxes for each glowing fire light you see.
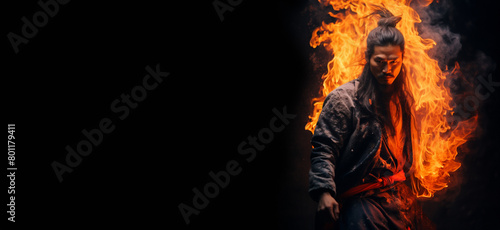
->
[306,0,477,198]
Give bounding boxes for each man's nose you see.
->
[382,63,391,73]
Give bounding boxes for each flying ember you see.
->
[306,0,478,198]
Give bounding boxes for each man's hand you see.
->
[318,192,340,221]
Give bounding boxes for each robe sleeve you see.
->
[309,88,354,202]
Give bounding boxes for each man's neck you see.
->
[376,83,396,98]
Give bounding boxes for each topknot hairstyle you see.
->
[377,15,402,27]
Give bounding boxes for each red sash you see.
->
[339,170,406,199]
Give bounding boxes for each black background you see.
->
[4,0,499,229]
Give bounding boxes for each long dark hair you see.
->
[357,10,414,136]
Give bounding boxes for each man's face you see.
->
[369,45,403,86]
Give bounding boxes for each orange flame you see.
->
[306,0,477,198]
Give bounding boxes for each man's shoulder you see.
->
[326,79,359,101]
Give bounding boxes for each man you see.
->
[309,12,434,230]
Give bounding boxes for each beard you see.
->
[375,72,396,85]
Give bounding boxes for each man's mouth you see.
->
[378,74,394,79]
